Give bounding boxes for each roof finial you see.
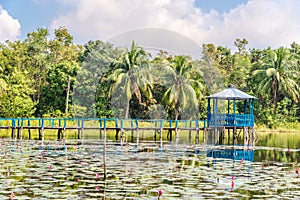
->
[228,84,234,88]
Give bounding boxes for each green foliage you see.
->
[159,55,204,120]
[0,40,36,117]
[38,60,79,116]
[75,40,121,117]
[107,41,152,118]
[1,28,300,129]
[252,47,300,115]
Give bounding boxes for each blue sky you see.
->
[194,0,248,12]
[0,0,300,50]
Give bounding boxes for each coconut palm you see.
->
[253,47,300,115]
[161,55,205,120]
[107,41,153,118]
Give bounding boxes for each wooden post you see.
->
[175,120,179,143]
[20,118,24,140]
[227,128,230,145]
[115,119,119,140]
[131,120,134,142]
[17,118,20,139]
[154,121,157,141]
[160,120,163,151]
[103,118,107,180]
[58,129,62,140]
[81,119,84,145]
[100,119,103,140]
[195,120,199,145]
[233,126,237,145]
[11,118,16,139]
[120,119,124,146]
[77,119,81,139]
[41,118,45,145]
[203,128,206,145]
[243,127,247,145]
[221,127,225,144]
[63,119,66,145]
[203,120,207,145]
[188,121,192,143]
[136,119,139,149]
[251,127,255,146]
[28,119,31,140]
[169,120,173,142]
[250,127,254,141]
[38,129,41,140]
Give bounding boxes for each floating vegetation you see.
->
[0,139,300,199]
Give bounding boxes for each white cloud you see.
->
[0,6,21,42]
[51,0,300,50]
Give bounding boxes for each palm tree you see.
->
[107,41,153,118]
[253,47,300,115]
[160,55,204,120]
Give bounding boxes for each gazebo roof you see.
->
[207,85,256,100]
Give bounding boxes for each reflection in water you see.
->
[207,147,254,162]
[0,130,300,199]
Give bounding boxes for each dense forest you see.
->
[1,27,300,128]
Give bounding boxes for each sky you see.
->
[0,0,300,51]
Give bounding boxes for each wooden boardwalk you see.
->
[0,118,207,144]
[0,118,256,146]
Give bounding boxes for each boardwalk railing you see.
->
[0,118,208,143]
[0,118,207,131]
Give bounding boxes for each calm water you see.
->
[0,130,300,199]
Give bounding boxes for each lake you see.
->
[0,130,299,199]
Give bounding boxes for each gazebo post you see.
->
[244,100,247,114]
[207,98,211,123]
[233,99,237,140]
[227,100,230,114]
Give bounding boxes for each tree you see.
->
[37,27,82,116]
[39,60,79,116]
[0,41,35,117]
[253,47,300,115]
[160,55,204,120]
[107,41,152,118]
[74,40,121,117]
[24,28,50,103]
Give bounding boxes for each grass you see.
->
[255,122,300,132]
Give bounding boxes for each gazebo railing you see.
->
[208,114,254,127]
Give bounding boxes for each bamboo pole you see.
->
[103,119,107,180]
[160,120,163,151]
[136,119,139,151]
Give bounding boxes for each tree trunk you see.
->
[124,99,130,119]
[37,77,42,102]
[65,76,71,116]
[175,111,179,121]
[273,83,278,115]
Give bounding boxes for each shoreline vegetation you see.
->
[1,28,300,129]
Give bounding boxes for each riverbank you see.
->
[255,122,300,133]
